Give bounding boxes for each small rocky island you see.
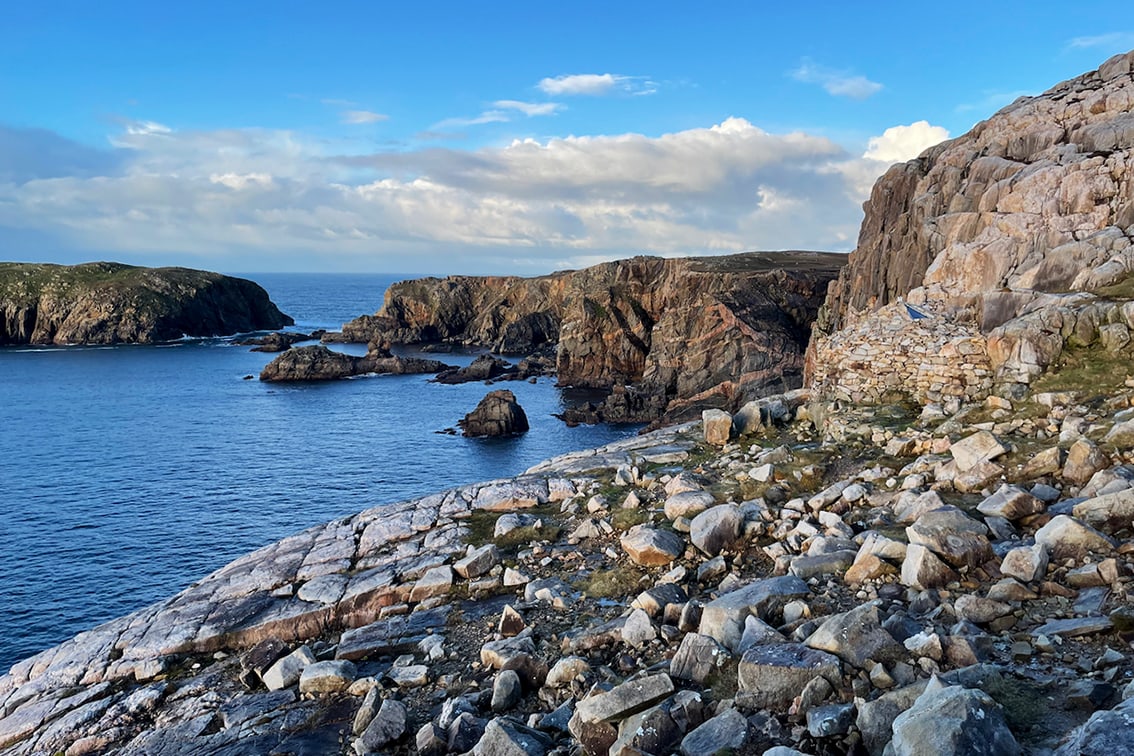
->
[0,262,292,344]
[5,48,1134,756]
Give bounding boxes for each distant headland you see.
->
[0,262,293,345]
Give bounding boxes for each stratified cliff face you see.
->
[0,262,292,344]
[817,49,1134,337]
[335,252,845,418]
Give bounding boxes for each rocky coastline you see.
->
[319,251,845,425]
[0,262,292,344]
[4,48,1134,756]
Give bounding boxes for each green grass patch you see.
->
[1031,342,1133,398]
[609,508,649,531]
[576,564,648,598]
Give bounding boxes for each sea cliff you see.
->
[0,262,292,344]
[329,251,845,423]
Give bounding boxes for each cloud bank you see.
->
[0,118,947,273]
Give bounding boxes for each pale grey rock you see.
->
[670,632,732,684]
[679,707,749,756]
[523,577,578,606]
[631,582,687,618]
[789,550,856,579]
[262,645,316,691]
[454,544,500,579]
[856,681,928,754]
[885,682,1019,756]
[737,643,841,709]
[621,525,685,566]
[665,490,717,520]
[665,471,709,496]
[296,573,349,604]
[950,431,1006,472]
[905,507,993,567]
[804,604,903,669]
[892,489,949,523]
[1000,543,1049,583]
[493,512,541,539]
[622,608,656,648]
[612,702,682,756]
[976,484,1044,520]
[1064,439,1108,484]
[1034,515,1115,560]
[698,575,810,651]
[298,659,356,694]
[472,718,550,756]
[689,504,743,556]
[738,615,787,652]
[1073,488,1134,534]
[807,702,855,737]
[953,595,1011,625]
[1032,616,1114,637]
[574,673,675,724]
[901,543,959,590]
[545,656,590,687]
[409,565,453,602]
[387,664,429,687]
[353,687,382,736]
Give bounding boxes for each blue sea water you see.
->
[0,273,639,671]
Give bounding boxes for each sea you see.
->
[0,273,641,671]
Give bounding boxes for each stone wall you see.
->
[808,301,993,406]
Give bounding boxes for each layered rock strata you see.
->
[0,262,292,344]
[332,252,844,422]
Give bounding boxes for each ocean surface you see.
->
[0,273,640,671]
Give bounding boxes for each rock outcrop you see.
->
[332,252,844,422]
[259,344,454,381]
[459,390,530,437]
[0,262,292,344]
[809,50,1134,404]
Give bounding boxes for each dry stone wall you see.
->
[808,301,993,406]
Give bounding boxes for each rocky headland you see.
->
[323,251,845,424]
[5,49,1134,756]
[0,262,292,344]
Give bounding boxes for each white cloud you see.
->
[123,120,172,137]
[791,60,883,100]
[1066,31,1134,50]
[0,116,928,272]
[341,110,389,125]
[493,100,563,117]
[430,111,511,130]
[536,73,653,97]
[862,120,950,163]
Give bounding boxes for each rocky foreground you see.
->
[3,377,1134,755]
[0,262,292,344]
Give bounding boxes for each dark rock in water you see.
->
[558,384,667,426]
[460,390,529,437]
[234,331,314,352]
[434,354,518,384]
[259,345,454,382]
[0,261,292,345]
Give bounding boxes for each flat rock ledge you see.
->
[3,384,1134,756]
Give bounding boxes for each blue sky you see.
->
[1,1,1131,274]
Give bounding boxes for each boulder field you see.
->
[0,262,292,344]
[3,386,1134,755]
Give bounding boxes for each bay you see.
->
[0,272,638,670]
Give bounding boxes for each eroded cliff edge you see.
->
[0,262,293,345]
[330,251,845,423]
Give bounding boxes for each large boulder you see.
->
[460,390,530,437]
[885,681,1020,756]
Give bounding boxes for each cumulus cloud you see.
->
[341,110,389,124]
[792,60,883,100]
[0,116,933,272]
[862,120,950,163]
[536,73,653,97]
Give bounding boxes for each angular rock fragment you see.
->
[574,674,675,724]
[737,643,841,709]
[698,575,810,651]
[887,681,1020,756]
[621,525,685,566]
[679,707,748,756]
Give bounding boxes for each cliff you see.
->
[334,252,845,421]
[0,262,292,344]
[809,50,1134,405]
[816,50,1134,336]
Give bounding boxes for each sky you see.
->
[2,2,1132,275]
